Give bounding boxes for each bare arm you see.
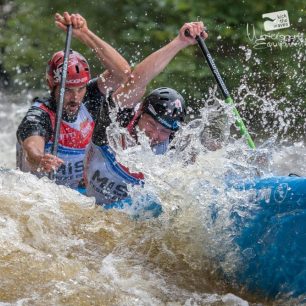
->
[22,136,63,172]
[55,12,131,95]
[112,22,207,108]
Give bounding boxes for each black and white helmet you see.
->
[142,87,186,131]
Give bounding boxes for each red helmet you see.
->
[46,50,91,89]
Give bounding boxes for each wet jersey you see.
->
[17,78,106,188]
[39,102,94,188]
[84,96,168,205]
[84,143,144,204]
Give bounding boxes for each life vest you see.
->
[84,109,169,205]
[84,143,145,204]
[35,100,95,188]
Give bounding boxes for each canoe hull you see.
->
[231,176,306,298]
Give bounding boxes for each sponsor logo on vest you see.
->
[59,131,78,142]
[90,170,128,201]
[57,160,84,176]
[80,120,92,138]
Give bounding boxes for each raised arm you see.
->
[112,22,207,108]
[55,12,131,94]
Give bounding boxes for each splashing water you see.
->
[0,91,31,168]
[0,40,305,306]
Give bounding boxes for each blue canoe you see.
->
[78,175,306,298]
[228,176,306,298]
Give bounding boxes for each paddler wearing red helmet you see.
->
[16,12,130,189]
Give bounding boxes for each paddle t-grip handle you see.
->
[184,28,207,38]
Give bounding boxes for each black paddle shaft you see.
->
[49,24,72,180]
[185,29,230,99]
[184,28,256,149]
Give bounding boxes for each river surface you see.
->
[0,89,306,306]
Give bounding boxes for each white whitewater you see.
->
[0,87,305,305]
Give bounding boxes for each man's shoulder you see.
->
[23,97,54,121]
[17,96,53,143]
[27,97,52,114]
